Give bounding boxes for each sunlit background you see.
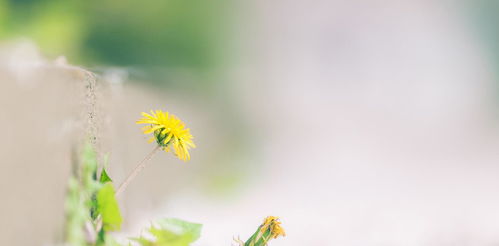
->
[1,0,499,245]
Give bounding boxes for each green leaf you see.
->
[64,177,89,246]
[100,168,113,183]
[157,218,202,242]
[132,218,202,246]
[103,235,126,246]
[65,143,102,246]
[82,143,99,187]
[96,183,123,231]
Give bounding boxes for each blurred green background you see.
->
[0,0,230,86]
[1,0,499,81]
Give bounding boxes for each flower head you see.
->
[260,216,286,239]
[238,216,285,246]
[136,110,195,161]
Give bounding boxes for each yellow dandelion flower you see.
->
[136,110,195,161]
[260,216,286,239]
[238,216,286,246]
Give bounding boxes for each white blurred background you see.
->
[1,0,499,245]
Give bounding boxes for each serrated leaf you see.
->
[103,234,125,246]
[157,218,202,242]
[96,183,123,231]
[132,218,202,246]
[100,168,113,183]
[130,237,153,246]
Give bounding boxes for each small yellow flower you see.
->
[238,216,286,246]
[136,110,195,161]
[260,216,286,239]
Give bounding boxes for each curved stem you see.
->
[116,145,161,196]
